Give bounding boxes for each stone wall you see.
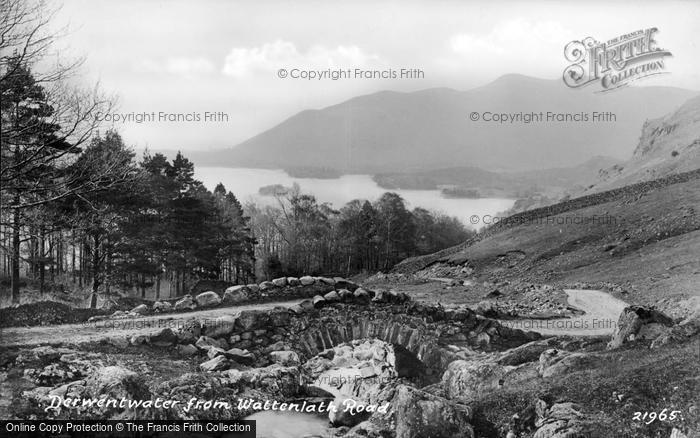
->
[140,276,360,314]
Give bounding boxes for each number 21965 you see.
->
[632,409,682,424]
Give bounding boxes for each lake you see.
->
[195,167,514,228]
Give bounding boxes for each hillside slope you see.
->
[392,170,700,318]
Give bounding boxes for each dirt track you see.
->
[500,289,628,337]
[0,300,298,348]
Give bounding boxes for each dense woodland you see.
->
[0,0,471,307]
[246,189,473,279]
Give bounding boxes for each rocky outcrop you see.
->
[532,400,588,438]
[537,349,600,378]
[442,360,508,400]
[393,385,474,438]
[84,366,151,417]
[607,306,675,349]
[592,95,700,192]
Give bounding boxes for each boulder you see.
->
[333,277,358,291]
[175,319,202,344]
[318,277,336,285]
[246,283,260,294]
[497,339,559,367]
[85,366,143,394]
[537,349,599,378]
[236,310,269,331]
[473,301,499,318]
[84,366,151,418]
[272,277,287,287]
[129,334,149,346]
[152,301,172,312]
[291,299,315,314]
[353,288,370,302]
[394,385,473,438]
[323,290,340,302]
[200,355,230,372]
[207,346,226,359]
[222,364,301,397]
[312,295,326,308]
[225,348,255,365]
[195,291,222,308]
[299,299,315,311]
[372,290,387,303]
[533,401,587,438]
[174,295,196,310]
[287,277,300,286]
[608,306,674,349]
[289,304,305,314]
[337,289,353,301]
[269,350,300,366]
[329,397,373,427]
[202,315,238,338]
[195,336,228,351]
[259,281,276,291]
[177,344,199,356]
[442,360,508,400]
[223,285,249,304]
[130,304,149,315]
[149,328,178,347]
[300,276,316,286]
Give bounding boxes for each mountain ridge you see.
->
[190,74,697,173]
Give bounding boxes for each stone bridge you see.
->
[158,289,542,376]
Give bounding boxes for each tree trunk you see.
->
[39,226,46,295]
[10,202,21,304]
[90,233,100,308]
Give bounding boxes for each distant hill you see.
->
[584,95,700,193]
[191,74,697,173]
[373,156,622,199]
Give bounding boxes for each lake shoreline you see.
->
[195,167,515,228]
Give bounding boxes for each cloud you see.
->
[450,18,573,56]
[133,57,215,77]
[222,39,381,77]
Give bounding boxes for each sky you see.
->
[51,0,700,151]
